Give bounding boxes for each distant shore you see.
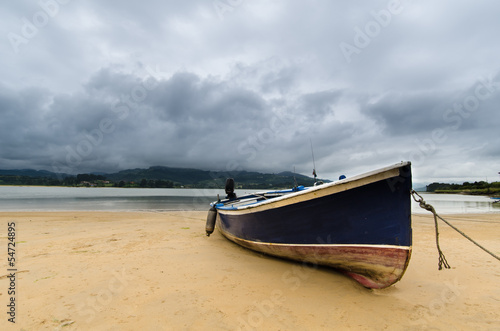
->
[0,211,498,330]
[433,190,500,197]
[427,181,500,196]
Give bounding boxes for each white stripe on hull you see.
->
[219,226,411,254]
[220,228,410,250]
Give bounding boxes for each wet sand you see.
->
[0,211,499,330]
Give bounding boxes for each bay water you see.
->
[0,186,498,214]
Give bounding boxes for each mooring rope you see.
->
[411,190,500,269]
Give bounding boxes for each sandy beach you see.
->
[0,211,499,330]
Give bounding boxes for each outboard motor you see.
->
[225,178,237,199]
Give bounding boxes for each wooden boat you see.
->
[206,161,413,289]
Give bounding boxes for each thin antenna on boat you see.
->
[310,139,317,183]
[293,166,298,189]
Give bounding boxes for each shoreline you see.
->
[429,190,500,197]
[0,211,498,330]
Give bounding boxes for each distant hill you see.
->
[0,169,70,179]
[412,183,427,192]
[105,166,329,189]
[0,166,329,189]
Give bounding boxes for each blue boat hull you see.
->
[213,162,413,288]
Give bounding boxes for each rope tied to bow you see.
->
[411,190,450,270]
[411,190,500,270]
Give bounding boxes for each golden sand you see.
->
[0,211,499,330]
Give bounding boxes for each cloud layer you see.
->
[1,0,500,183]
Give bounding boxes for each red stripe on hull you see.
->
[220,229,411,289]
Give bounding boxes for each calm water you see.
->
[411,193,499,214]
[0,186,226,211]
[0,186,498,213]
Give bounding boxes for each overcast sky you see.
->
[1,0,499,184]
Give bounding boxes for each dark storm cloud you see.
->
[363,91,452,135]
[0,67,294,174]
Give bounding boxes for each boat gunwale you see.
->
[214,161,411,212]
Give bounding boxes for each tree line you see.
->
[426,181,500,195]
[0,175,174,188]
